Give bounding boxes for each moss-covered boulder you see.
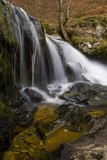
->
[66,15,107,60]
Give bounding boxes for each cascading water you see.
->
[12,5,27,85]
[46,36,67,82]
[11,5,107,103]
[11,6,46,87]
[55,40,107,85]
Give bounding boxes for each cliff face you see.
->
[9,0,107,25]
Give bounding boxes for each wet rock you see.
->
[12,93,35,126]
[24,88,43,103]
[60,82,107,106]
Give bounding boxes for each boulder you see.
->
[24,88,44,103]
[59,82,107,106]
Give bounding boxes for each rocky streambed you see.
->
[1,82,107,160]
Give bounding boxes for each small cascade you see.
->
[46,36,67,83]
[61,42,107,85]
[12,5,27,85]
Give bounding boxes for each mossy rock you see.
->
[42,22,56,35]
[66,15,107,60]
[4,103,107,159]
[34,104,58,124]
[67,15,107,28]
[87,109,106,118]
[4,127,49,160]
[34,104,58,138]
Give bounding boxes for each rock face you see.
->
[0,0,17,93]
[66,15,107,61]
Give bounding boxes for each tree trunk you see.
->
[58,0,71,43]
[66,0,72,21]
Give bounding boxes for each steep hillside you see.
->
[10,0,107,26]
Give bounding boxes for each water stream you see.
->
[11,6,107,103]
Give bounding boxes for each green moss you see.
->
[0,2,16,45]
[0,2,18,88]
[34,104,57,124]
[34,104,58,138]
[87,110,106,118]
[42,22,56,35]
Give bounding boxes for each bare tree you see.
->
[57,0,73,43]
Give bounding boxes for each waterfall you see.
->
[11,6,46,87]
[46,36,67,82]
[12,5,27,85]
[10,5,107,103]
[60,41,107,85]
[11,5,67,87]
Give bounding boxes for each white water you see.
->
[11,6,107,104]
[12,5,27,85]
[46,36,67,82]
[52,39,107,86]
[29,87,64,104]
